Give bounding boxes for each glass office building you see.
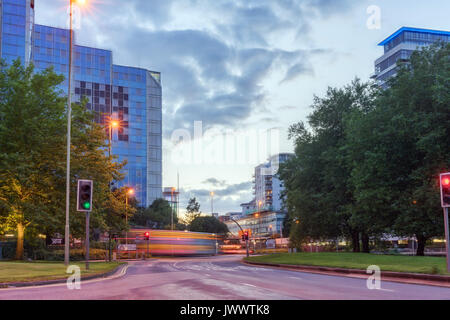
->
[0,0,162,207]
[372,27,450,86]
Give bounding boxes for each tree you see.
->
[279,79,377,252]
[347,43,450,255]
[131,198,177,230]
[189,216,229,234]
[0,60,126,259]
[183,197,201,225]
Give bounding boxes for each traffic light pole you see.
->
[86,211,90,270]
[444,207,450,273]
[231,218,249,258]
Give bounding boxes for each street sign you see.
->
[51,238,63,245]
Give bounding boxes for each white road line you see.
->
[242,283,257,288]
[377,288,396,292]
[289,276,303,281]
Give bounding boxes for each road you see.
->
[0,255,449,300]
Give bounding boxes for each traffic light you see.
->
[242,231,249,241]
[144,232,150,240]
[441,173,450,208]
[77,180,93,212]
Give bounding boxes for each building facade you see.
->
[228,153,293,238]
[372,27,450,86]
[0,0,162,206]
[225,211,286,238]
[252,153,293,213]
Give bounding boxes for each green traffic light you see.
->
[83,202,91,210]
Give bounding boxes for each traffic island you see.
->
[0,261,126,288]
[244,253,450,288]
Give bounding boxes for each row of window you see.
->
[376,49,412,73]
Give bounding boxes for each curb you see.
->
[243,260,450,288]
[0,263,128,289]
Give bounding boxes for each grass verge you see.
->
[0,261,125,283]
[245,252,450,275]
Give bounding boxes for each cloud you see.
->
[36,0,356,135]
[180,181,253,213]
[202,178,227,187]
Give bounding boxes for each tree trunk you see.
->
[361,233,370,253]
[352,231,360,252]
[416,235,427,256]
[15,223,25,260]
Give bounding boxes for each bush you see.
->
[42,249,108,261]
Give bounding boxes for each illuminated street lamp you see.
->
[65,0,88,266]
[210,191,215,215]
[171,187,176,230]
[125,187,134,246]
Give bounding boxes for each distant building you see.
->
[219,212,243,223]
[224,211,286,238]
[240,200,256,216]
[372,27,450,86]
[248,153,293,214]
[163,187,179,215]
[229,153,293,238]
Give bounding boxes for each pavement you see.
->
[0,255,449,300]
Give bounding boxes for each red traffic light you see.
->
[144,232,150,239]
[442,177,450,186]
[440,173,450,208]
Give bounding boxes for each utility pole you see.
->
[64,0,74,267]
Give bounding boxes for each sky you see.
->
[35,0,450,216]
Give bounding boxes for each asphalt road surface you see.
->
[1,255,449,300]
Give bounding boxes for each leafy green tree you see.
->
[189,216,229,234]
[280,79,377,252]
[347,43,450,255]
[132,198,177,229]
[0,60,126,259]
[183,197,201,225]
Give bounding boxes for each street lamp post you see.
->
[125,188,134,247]
[230,218,249,258]
[64,0,75,266]
[107,120,118,261]
[210,191,214,215]
[64,0,89,267]
[171,187,176,230]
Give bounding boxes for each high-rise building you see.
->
[372,27,450,86]
[0,0,162,207]
[252,153,293,213]
[230,153,293,238]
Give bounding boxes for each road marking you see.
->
[289,276,303,281]
[242,283,257,288]
[377,288,395,292]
